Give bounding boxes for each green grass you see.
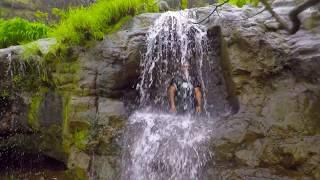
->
[0,18,49,48]
[219,0,259,7]
[0,0,158,49]
[181,0,188,9]
[50,0,158,46]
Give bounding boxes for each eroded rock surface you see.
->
[197,1,320,179]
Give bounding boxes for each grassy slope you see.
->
[50,0,158,46]
[0,0,158,49]
[0,18,49,48]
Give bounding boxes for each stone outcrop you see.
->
[0,12,160,179]
[0,0,320,179]
[197,1,320,179]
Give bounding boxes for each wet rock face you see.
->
[73,3,320,178]
[0,39,56,135]
[68,14,160,179]
[196,1,320,179]
[0,12,160,178]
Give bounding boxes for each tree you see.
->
[217,0,320,34]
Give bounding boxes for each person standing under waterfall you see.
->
[168,62,202,114]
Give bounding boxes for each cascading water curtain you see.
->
[137,11,210,113]
[121,11,219,180]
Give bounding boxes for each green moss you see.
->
[65,167,88,180]
[105,15,133,34]
[21,42,42,60]
[0,89,10,97]
[10,59,49,92]
[181,0,188,9]
[28,89,48,130]
[72,129,89,151]
[53,73,80,87]
[62,94,71,153]
[55,61,80,74]
[60,92,90,153]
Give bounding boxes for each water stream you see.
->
[121,11,230,180]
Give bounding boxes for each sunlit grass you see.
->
[50,0,159,46]
[181,0,188,9]
[0,18,49,48]
[0,0,158,49]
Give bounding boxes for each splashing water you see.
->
[6,52,13,78]
[122,10,230,180]
[137,11,210,113]
[122,110,216,180]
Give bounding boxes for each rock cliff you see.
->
[0,0,319,179]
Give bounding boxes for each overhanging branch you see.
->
[261,0,320,34]
[289,0,320,34]
[194,0,230,24]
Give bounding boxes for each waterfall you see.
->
[122,10,230,180]
[137,11,210,113]
[6,52,13,78]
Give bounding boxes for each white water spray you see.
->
[122,110,215,180]
[137,11,210,113]
[122,10,230,180]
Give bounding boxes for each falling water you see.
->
[6,52,13,78]
[122,10,230,180]
[137,11,210,113]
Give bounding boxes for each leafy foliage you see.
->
[0,0,158,49]
[34,10,49,23]
[0,18,49,48]
[51,8,66,20]
[50,0,159,46]
[181,0,188,9]
[219,0,260,7]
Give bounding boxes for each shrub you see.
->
[0,18,49,48]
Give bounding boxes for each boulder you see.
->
[196,1,320,179]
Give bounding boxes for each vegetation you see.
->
[219,0,320,34]
[0,18,49,48]
[50,0,159,47]
[0,0,158,49]
[181,0,188,9]
[34,10,49,23]
[28,91,44,130]
[223,0,259,7]
[51,8,66,21]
